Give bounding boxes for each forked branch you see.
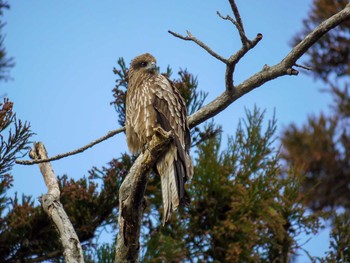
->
[184,2,350,128]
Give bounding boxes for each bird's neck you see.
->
[129,71,157,88]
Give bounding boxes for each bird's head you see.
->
[129,53,157,79]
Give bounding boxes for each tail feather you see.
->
[157,144,185,225]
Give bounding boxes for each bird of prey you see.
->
[125,53,193,224]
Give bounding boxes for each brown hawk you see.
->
[126,53,193,224]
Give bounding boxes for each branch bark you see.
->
[115,127,173,262]
[16,127,125,165]
[30,142,84,263]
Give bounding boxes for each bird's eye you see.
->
[140,62,147,67]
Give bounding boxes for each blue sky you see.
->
[3,1,334,261]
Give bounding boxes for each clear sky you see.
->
[3,0,333,261]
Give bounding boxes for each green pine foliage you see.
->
[141,107,321,262]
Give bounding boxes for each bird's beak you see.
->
[147,61,157,72]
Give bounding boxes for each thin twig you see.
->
[294,63,313,71]
[217,11,249,46]
[16,127,125,165]
[228,0,245,34]
[168,30,228,63]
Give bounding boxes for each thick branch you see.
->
[115,127,173,262]
[30,142,84,263]
[282,3,350,67]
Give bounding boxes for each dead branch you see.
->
[217,0,249,47]
[183,2,350,128]
[168,30,228,64]
[16,127,125,165]
[30,142,84,263]
[115,127,173,262]
[294,63,313,71]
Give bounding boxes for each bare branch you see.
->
[294,63,313,71]
[115,127,173,262]
[170,2,263,93]
[225,33,263,91]
[188,3,350,128]
[228,0,245,36]
[168,30,228,63]
[16,126,125,165]
[217,11,250,46]
[30,142,84,263]
[282,3,350,67]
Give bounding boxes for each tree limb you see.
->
[115,127,173,262]
[30,142,84,263]
[16,127,125,165]
[185,3,350,128]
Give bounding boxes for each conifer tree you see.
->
[282,0,350,211]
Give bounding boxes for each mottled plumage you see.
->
[126,53,193,224]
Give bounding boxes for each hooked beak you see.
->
[146,61,157,72]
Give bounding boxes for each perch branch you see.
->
[30,142,84,263]
[16,127,125,165]
[115,127,173,262]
